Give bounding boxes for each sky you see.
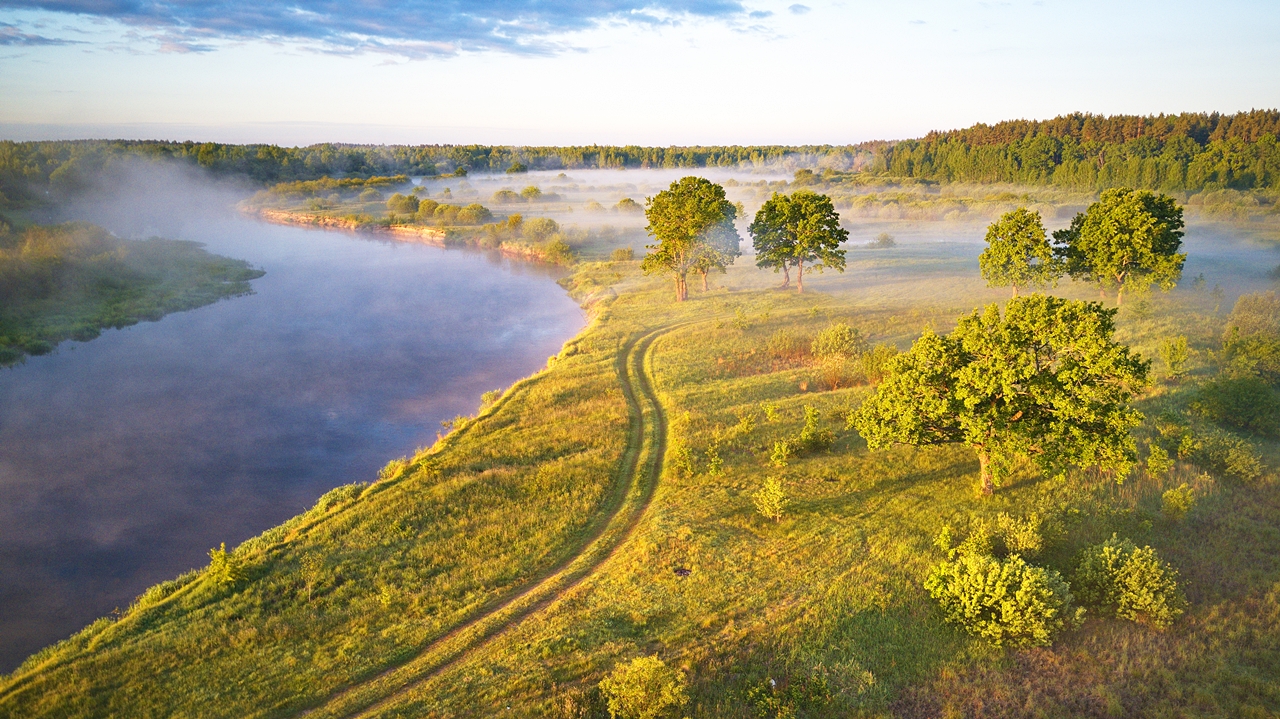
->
[0,0,1278,146]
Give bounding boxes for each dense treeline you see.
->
[886,110,1280,191]
[2,111,1278,205]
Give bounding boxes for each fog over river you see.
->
[0,178,585,671]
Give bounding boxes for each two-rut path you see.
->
[291,324,679,719]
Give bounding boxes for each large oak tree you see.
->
[1053,188,1186,306]
[851,294,1149,495]
[641,177,737,301]
[980,208,1059,297]
[749,190,848,293]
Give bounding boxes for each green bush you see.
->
[206,543,244,589]
[793,405,834,452]
[598,656,688,719]
[924,552,1082,647]
[1073,535,1186,628]
[357,188,383,202]
[811,322,867,361]
[1192,375,1280,437]
[611,247,635,262]
[1147,444,1174,476]
[1159,335,1189,376]
[1162,483,1195,520]
[752,476,788,522]
[385,193,419,214]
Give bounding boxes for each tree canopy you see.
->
[641,176,737,301]
[748,190,848,292]
[979,208,1058,296]
[851,294,1149,494]
[1053,188,1186,305]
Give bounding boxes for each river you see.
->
[0,196,586,671]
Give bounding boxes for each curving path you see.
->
[291,324,676,719]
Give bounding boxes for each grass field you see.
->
[2,218,1279,718]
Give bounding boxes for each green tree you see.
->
[752,476,788,522]
[749,193,796,288]
[206,543,243,589]
[1053,187,1186,306]
[749,191,848,293]
[851,294,1149,495]
[598,656,688,719]
[689,211,742,291]
[979,208,1058,297]
[641,177,736,301]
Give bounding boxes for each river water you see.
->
[0,198,585,671]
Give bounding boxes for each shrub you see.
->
[521,185,543,201]
[1192,375,1280,437]
[1147,444,1174,476]
[752,476,788,522]
[415,199,440,220]
[456,203,494,225]
[858,343,900,384]
[206,543,244,589]
[769,441,791,468]
[598,656,688,719]
[811,322,867,361]
[794,405,834,452]
[357,188,383,203]
[1074,535,1186,628]
[1159,335,1189,376]
[386,193,419,214]
[611,247,635,262]
[1223,291,1280,383]
[869,232,896,248]
[615,197,643,213]
[1194,427,1264,482]
[996,512,1044,557]
[1162,483,1195,520]
[924,553,1082,647]
[524,217,560,242]
[492,189,522,204]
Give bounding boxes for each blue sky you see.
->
[1,0,1278,146]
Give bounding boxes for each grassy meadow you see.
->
[2,215,1279,717]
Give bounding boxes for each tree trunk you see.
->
[675,273,687,302]
[796,260,805,293]
[701,270,709,292]
[780,262,790,289]
[1116,286,1124,307]
[1011,284,1019,298]
[978,451,994,496]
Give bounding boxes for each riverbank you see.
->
[250,208,577,266]
[0,220,264,367]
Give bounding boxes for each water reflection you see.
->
[0,214,585,671]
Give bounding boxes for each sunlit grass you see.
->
[4,233,1279,717]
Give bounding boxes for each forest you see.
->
[2,110,1279,206]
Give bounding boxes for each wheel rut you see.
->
[293,324,677,719]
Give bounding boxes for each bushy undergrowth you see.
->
[924,552,1082,647]
[1074,535,1187,628]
